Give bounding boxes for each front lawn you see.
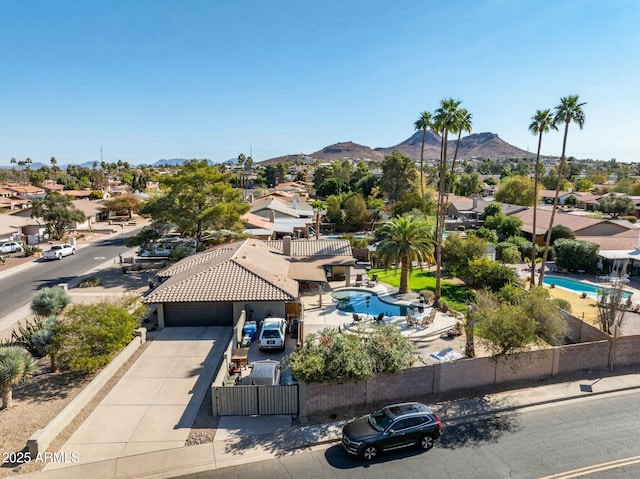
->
[370,269,474,312]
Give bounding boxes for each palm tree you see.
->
[0,345,37,408]
[375,215,436,294]
[538,95,586,285]
[10,157,16,170]
[445,108,473,205]
[528,109,557,285]
[310,200,326,240]
[432,98,462,302]
[414,111,433,219]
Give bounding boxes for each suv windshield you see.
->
[368,409,393,432]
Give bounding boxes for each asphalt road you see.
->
[176,391,640,479]
[0,230,140,317]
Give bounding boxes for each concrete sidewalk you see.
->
[14,366,640,479]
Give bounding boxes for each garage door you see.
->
[164,301,233,327]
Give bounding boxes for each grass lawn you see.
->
[371,268,474,312]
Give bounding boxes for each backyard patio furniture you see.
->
[370,274,378,285]
[355,274,364,286]
[353,313,362,323]
[374,313,385,324]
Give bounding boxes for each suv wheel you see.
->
[361,445,378,460]
[417,435,435,450]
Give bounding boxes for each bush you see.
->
[31,287,71,317]
[23,244,42,257]
[52,301,138,373]
[78,277,102,288]
[620,215,637,223]
[436,298,449,312]
[420,290,435,304]
[551,298,572,313]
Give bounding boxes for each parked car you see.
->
[43,244,76,260]
[342,402,441,460]
[249,359,281,386]
[0,241,23,254]
[258,318,287,351]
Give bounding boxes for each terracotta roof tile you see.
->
[146,239,298,303]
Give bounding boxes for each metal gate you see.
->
[214,384,299,416]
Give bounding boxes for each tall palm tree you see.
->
[446,108,473,203]
[538,95,586,285]
[528,109,557,285]
[10,157,16,170]
[414,111,433,219]
[375,215,436,294]
[432,98,462,302]
[0,345,37,408]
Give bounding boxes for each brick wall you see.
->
[612,335,640,366]
[495,349,554,382]
[556,341,609,373]
[563,310,609,342]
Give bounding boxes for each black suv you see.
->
[341,402,441,460]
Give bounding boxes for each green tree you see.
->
[343,194,370,228]
[103,193,143,218]
[375,215,435,294]
[285,325,414,383]
[539,95,586,286]
[564,194,578,206]
[31,193,86,240]
[549,224,576,244]
[521,287,567,345]
[471,291,538,357]
[574,178,593,192]
[482,202,502,219]
[414,111,433,218]
[553,238,599,273]
[455,172,482,197]
[0,346,37,408]
[140,160,248,242]
[317,178,346,197]
[379,150,417,202]
[500,246,521,264]
[52,301,138,373]
[494,175,535,206]
[443,232,490,280]
[31,287,71,318]
[325,195,343,224]
[467,257,519,291]
[529,109,558,284]
[594,194,636,218]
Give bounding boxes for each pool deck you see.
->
[299,269,463,363]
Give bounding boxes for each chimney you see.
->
[269,211,275,223]
[473,197,479,209]
[283,235,292,256]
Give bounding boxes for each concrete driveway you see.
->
[45,327,229,470]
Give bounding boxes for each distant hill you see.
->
[376,131,533,160]
[260,131,535,165]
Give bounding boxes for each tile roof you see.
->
[581,231,639,251]
[265,239,353,258]
[146,239,298,304]
[241,212,274,230]
[514,208,634,235]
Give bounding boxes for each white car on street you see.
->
[43,244,76,260]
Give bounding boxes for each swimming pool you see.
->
[332,289,409,317]
[542,276,632,300]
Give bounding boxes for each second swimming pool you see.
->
[542,276,632,300]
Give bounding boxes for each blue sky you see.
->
[1,0,638,165]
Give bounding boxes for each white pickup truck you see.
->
[43,244,76,260]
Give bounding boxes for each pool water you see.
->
[332,289,409,317]
[543,276,632,300]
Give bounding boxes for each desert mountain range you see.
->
[264,131,535,164]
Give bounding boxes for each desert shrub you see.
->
[78,277,102,288]
[52,302,138,373]
[551,298,572,313]
[436,298,449,312]
[31,287,71,317]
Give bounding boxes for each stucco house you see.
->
[143,237,354,328]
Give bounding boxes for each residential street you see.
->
[175,391,640,479]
